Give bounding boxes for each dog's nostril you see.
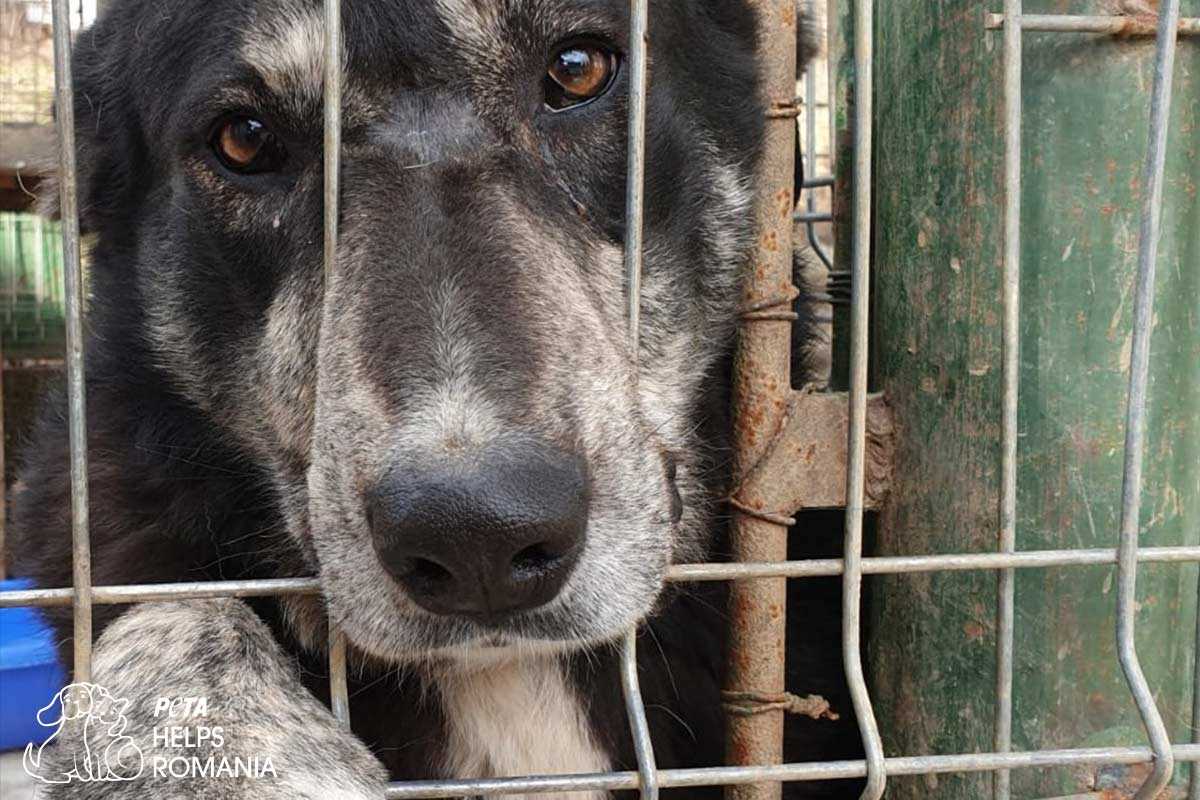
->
[511,543,560,576]
[401,557,456,598]
[409,557,452,584]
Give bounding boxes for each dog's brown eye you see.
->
[211,116,286,174]
[545,42,618,111]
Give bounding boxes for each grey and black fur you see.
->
[11,0,862,797]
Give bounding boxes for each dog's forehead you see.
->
[237,0,627,102]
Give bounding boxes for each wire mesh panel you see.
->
[2,1,1197,799]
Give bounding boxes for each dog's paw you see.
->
[27,600,387,799]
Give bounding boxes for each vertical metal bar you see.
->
[724,0,797,796]
[329,625,350,725]
[624,0,648,347]
[804,66,833,270]
[322,0,351,728]
[843,1,884,799]
[1116,2,1181,797]
[621,630,659,800]
[323,0,341,284]
[1190,568,1200,800]
[624,0,652,786]
[994,1,1022,798]
[620,0,653,790]
[50,0,93,684]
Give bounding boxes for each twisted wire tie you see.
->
[721,690,840,721]
[737,286,801,323]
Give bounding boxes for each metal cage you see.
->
[2,1,1199,799]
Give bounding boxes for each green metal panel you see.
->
[864,3,1199,798]
[0,211,66,358]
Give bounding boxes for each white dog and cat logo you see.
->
[23,683,277,784]
[23,683,144,784]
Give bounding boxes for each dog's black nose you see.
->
[367,443,588,620]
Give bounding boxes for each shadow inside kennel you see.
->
[782,508,870,800]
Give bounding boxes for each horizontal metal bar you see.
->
[985,13,1200,35]
[383,744,1200,798]
[5,546,1200,608]
[803,175,835,189]
[669,545,1200,581]
[794,211,834,223]
[0,577,321,607]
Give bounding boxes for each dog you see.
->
[10,0,858,797]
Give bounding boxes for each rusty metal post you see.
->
[724,1,797,797]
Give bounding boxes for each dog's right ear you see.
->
[40,7,142,235]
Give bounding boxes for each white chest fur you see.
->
[437,657,610,800]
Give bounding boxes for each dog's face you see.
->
[72,0,764,661]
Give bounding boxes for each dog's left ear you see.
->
[40,4,142,235]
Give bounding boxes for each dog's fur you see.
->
[10,1,860,797]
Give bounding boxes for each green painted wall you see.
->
[858,2,1200,797]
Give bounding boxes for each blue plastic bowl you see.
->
[0,578,66,751]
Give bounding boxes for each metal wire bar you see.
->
[322,0,351,731]
[619,2,656,795]
[994,1,1022,797]
[1116,2,1182,796]
[844,1,884,797]
[328,625,350,722]
[804,176,835,188]
[0,577,322,607]
[621,630,659,800]
[49,0,93,685]
[329,625,350,725]
[323,0,341,284]
[1191,567,1200,800]
[669,546,1200,580]
[803,65,833,269]
[623,0,649,348]
[382,744,1200,799]
[795,211,834,223]
[985,13,1200,36]
[7,547,1200,608]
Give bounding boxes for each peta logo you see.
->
[22,683,144,785]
